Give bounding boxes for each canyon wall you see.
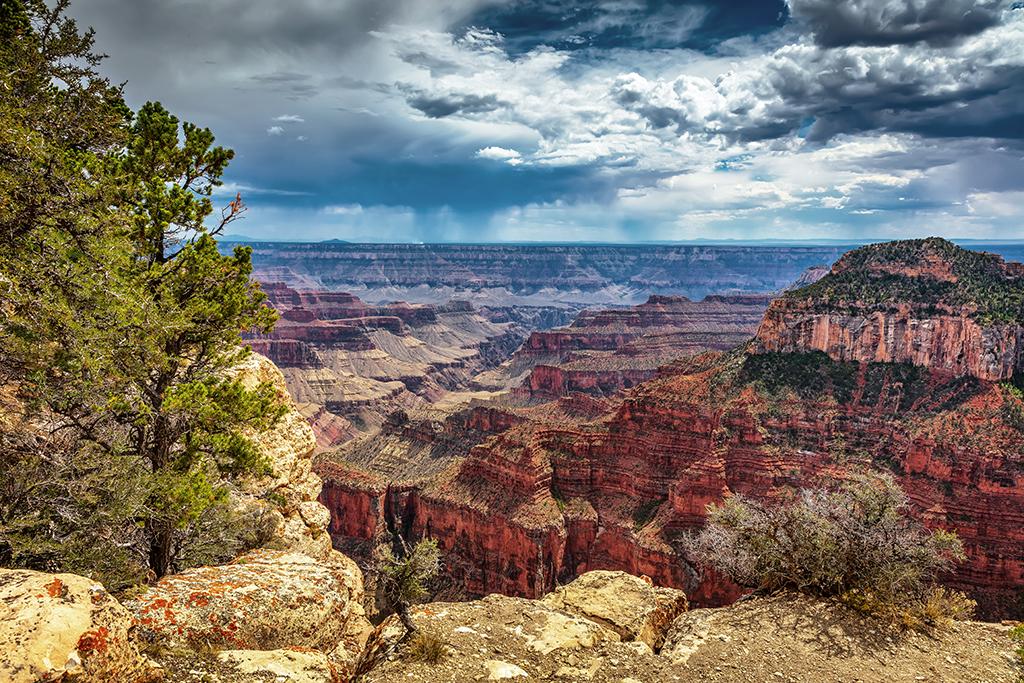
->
[227,241,849,306]
[320,353,1024,618]
[756,301,1024,381]
[247,283,549,448]
[478,294,771,396]
[316,240,1024,621]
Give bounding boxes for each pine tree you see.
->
[1,0,284,581]
[60,101,285,578]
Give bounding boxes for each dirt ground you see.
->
[360,593,1021,683]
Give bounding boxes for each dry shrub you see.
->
[842,585,975,630]
[405,630,447,664]
[690,472,974,630]
[374,538,441,634]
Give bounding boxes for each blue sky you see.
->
[70,0,1024,243]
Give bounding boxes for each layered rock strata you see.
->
[318,241,1024,620]
[479,294,770,396]
[247,284,534,448]
[756,238,1024,381]
[228,241,853,306]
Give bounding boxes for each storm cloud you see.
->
[787,0,1009,47]
[66,0,1024,242]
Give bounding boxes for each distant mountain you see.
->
[236,241,851,307]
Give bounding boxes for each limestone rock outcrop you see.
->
[358,590,636,682]
[358,577,1017,683]
[216,648,343,683]
[129,550,368,657]
[230,351,334,562]
[131,351,375,674]
[660,593,1017,682]
[540,570,688,649]
[0,568,152,683]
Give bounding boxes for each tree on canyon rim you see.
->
[375,538,441,635]
[0,0,283,583]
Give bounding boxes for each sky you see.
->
[69,0,1024,243]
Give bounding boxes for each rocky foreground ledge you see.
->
[2,561,1019,683]
[362,582,1018,683]
[1,353,1020,682]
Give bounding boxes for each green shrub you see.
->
[786,238,1024,325]
[1011,624,1024,676]
[633,498,663,530]
[690,472,973,630]
[375,538,441,634]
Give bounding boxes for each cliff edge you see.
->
[755,238,1024,380]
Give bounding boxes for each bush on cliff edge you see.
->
[690,472,974,630]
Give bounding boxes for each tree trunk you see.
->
[397,602,416,635]
[146,410,174,578]
[148,521,173,578]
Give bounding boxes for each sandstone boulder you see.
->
[129,549,369,657]
[540,570,688,649]
[230,352,333,562]
[0,568,151,683]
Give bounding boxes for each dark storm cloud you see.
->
[787,0,1009,47]
[459,0,788,54]
[804,83,1024,142]
[612,8,1024,145]
[776,41,1024,141]
[405,92,507,118]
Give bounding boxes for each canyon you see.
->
[246,283,576,448]
[8,344,1017,683]
[477,293,774,397]
[312,239,1024,621]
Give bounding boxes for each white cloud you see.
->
[965,190,1024,217]
[323,204,364,215]
[71,0,1024,241]
[212,181,312,197]
[476,146,522,164]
